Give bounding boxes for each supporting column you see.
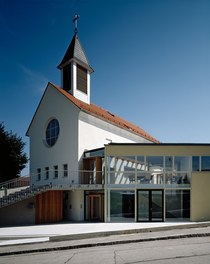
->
[72,62,77,95]
[135,189,137,222]
[107,189,110,222]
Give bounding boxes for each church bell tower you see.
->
[57,14,93,104]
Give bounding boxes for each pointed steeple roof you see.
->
[57,34,93,73]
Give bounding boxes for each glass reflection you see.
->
[201,156,210,171]
[166,190,190,219]
[110,190,135,222]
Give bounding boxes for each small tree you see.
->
[0,123,28,183]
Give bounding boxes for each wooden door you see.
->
[87,194,103,221]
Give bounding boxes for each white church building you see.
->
[24,26,158,224]
[1,18,209,226]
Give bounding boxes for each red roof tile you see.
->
[51,83,159,143]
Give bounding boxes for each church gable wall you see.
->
[29,85,80,186]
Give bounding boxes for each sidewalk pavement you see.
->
[0,221,210,256]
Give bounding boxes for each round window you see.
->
[46,119,60,147]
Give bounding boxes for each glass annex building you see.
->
[103,143,210,222]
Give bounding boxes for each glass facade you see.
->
[137,190,163,222]
[73,143,210,223]
[110,190,135,222]
[166,190,190,219]
[83,143,210,222]
[192,156,200,171]
[107,155,191,187]
[201,156,210,171]
[106,153,201,222]
[192,156,210,171]
[108,156,136,185]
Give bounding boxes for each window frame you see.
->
[37,168,41,181]
[54,165,58,178]
[45,166,49,180]
[63,164,68,177]
[45,119,60,147]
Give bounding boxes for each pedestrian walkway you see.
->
[0,221,210,256]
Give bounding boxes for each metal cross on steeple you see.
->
[73,14,80,34]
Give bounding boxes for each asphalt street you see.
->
[1,236,210,264]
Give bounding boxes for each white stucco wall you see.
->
[27,83,153,187]
[27,83,80,186]
[78,111,152,164]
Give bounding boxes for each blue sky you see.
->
[1,0,210,175]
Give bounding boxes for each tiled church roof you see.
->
[51,83,159,143]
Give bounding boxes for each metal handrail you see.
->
[0,170,104,209]
[30,169,104,185]
[0,176,30,190]
[0,184,52,209]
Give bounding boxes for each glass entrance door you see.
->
[137,190,164,222]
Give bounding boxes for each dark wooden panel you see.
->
[82,157,102,184]
[35,191,63,224]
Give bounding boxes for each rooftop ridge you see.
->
[51,82,159,143]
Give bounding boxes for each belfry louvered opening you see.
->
[77,64,87,94]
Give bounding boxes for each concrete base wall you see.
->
[0,197,35,226]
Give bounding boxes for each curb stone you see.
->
[1,232,210,257]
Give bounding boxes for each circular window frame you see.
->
[45,118,60,147]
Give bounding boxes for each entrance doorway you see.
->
[137,190,164,222]
[86,194,104,221]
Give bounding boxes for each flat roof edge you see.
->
[107,143,210,146]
